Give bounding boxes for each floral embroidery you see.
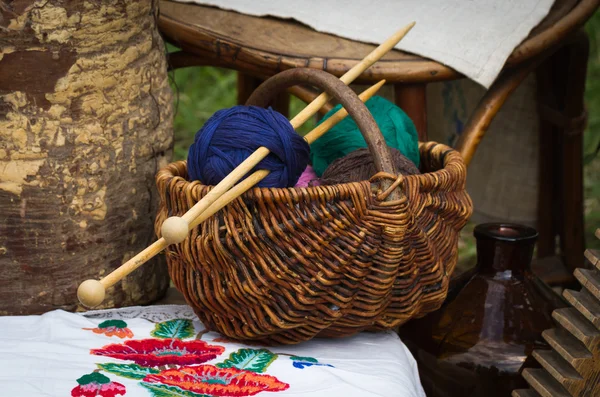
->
[91,339,224,367]
[140,383,204,396]
[71,372,126,397]
[82,316,292,396]
[151,319,195,339]
[97,363,160,380]
[142,365,289,396]
[216,348,278,373]
[84,320,133,339]
[289,355,334,369]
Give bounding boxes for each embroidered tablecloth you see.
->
[0,305,426,396]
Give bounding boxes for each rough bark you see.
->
[0,0,173,314]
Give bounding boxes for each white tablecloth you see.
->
[0,305,425,396]
[175,0,555,88]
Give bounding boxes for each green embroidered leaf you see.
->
[97,363,159,380]
[151,319,195,339]
[141,383,210,397]
[290,355,318,363]
[216,348,278,373]
[98,319,127,329]
[76,372,111,385]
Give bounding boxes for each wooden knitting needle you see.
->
[78,22,415,308]
[163,23,414,233]
[77,80,386,308]
[289,22,414,128]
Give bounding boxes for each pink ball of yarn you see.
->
[294,165,321,187]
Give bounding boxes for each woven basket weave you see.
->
[155,69,473,344]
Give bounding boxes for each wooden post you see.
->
[536,60,560,259]
[394,83,428,141]
[535,31,588,274]
[556,31,588,273]
[237,73,263,106]
[237,73,289,117]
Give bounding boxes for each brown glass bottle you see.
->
[400,223,566,397]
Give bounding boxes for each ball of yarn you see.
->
[294,165,321,188]
[321,147,420,185]
[310,96,420,176]
[187,106,310,188]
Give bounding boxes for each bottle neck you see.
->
[474,223,538,276]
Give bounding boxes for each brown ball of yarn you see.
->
[321,147,420,185]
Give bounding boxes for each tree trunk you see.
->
[0,0,173,314]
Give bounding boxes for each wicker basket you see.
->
[155,69,473,344]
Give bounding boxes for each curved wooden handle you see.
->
[457,28,593,166]
[455,60,540,166]
[247,68,398,185]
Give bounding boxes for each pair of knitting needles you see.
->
[77,22,416,308]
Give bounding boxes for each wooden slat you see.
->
[533,349,583,386]
[522,368,571,397]
[519,225,600,397]
[574,268,600,301]
[542,328,593,372]
[553,308,600,349]
[563,289,600,329]
[584,248,599,269]
[512,389,542,397]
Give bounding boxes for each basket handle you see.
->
[246,68,401,200]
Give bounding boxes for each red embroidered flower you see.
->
[143,365,289,396]
[91,339,225,367]
[84,320,134,339]
[71,372,126,397]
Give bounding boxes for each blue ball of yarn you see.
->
[187,106,310,188]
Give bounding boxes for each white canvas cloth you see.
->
[0,305,425,397]
[427,75,540,226]
[173,0,555,88]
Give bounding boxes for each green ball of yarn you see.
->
[310,96,420,177]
